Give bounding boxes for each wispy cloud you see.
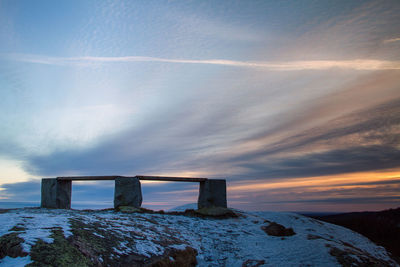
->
[383,37,400,44]
[3,54,400,71]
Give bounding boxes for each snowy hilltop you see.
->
[0,207,398,266]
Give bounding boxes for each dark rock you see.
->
[261,222,296,236]
[151,246,198,267]
[9,225,25,232]
[0,209,10,214]
[242,259,266,267]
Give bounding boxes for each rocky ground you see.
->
[312,207,400,264]
[0,207,398,266]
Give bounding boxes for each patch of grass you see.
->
[69,217,190,266]
[114,206,239,219]
[194,207,239,218]
[117,206,142,213]
[0,232,28,259]
[68,218,126,266]
[27,228,91,267]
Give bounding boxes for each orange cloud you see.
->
[228,169,400,193]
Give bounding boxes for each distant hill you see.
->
[311,207,400,264]
[0,208,398,266]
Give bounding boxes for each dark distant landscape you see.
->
[309,207,400,264]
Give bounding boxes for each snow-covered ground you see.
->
[0,207,397,266]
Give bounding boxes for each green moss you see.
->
[13,212,199,266]
[27,228,91,267]
[68,218,128,266]
[0,232,28,259]
[195,207,238,218]
[117,206,141,213]
[26,218,133,267]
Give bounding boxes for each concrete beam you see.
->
[198,179,227,209]
[114,177,142,209]
[41,178,72,209]
[135,175,207,182]
[57,175,207,182]
[57,176,120,181]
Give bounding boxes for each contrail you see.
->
[3,53,400,71]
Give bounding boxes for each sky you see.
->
[0,0,399,212]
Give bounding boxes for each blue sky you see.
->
[0,0,399,212]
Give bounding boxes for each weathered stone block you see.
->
[41,178,71,209]
[41,178,57,208]
[198,179,227,209]
[114,177,142,209]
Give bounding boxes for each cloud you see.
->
[261,196,400,204]
[12,69,398,211]
[0,180,40,202]
[235,145,400,179]
[225,97,400,179]
[169,10,265,43]
[2,53,400,71]
[20,95,400,183]
[383,37,400,44]
[225,169,400,211]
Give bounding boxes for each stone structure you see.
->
[40,175,227,210]
[198,179,227,209]
[41,178,72,209]
[114,177,142,208]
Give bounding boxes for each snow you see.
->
[0,209,73,252]
[0,208,398,266]
[0,256,32,267]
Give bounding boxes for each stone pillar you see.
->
[114,177,142,209]
[198,179,227,209]
[41,178,72,209]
